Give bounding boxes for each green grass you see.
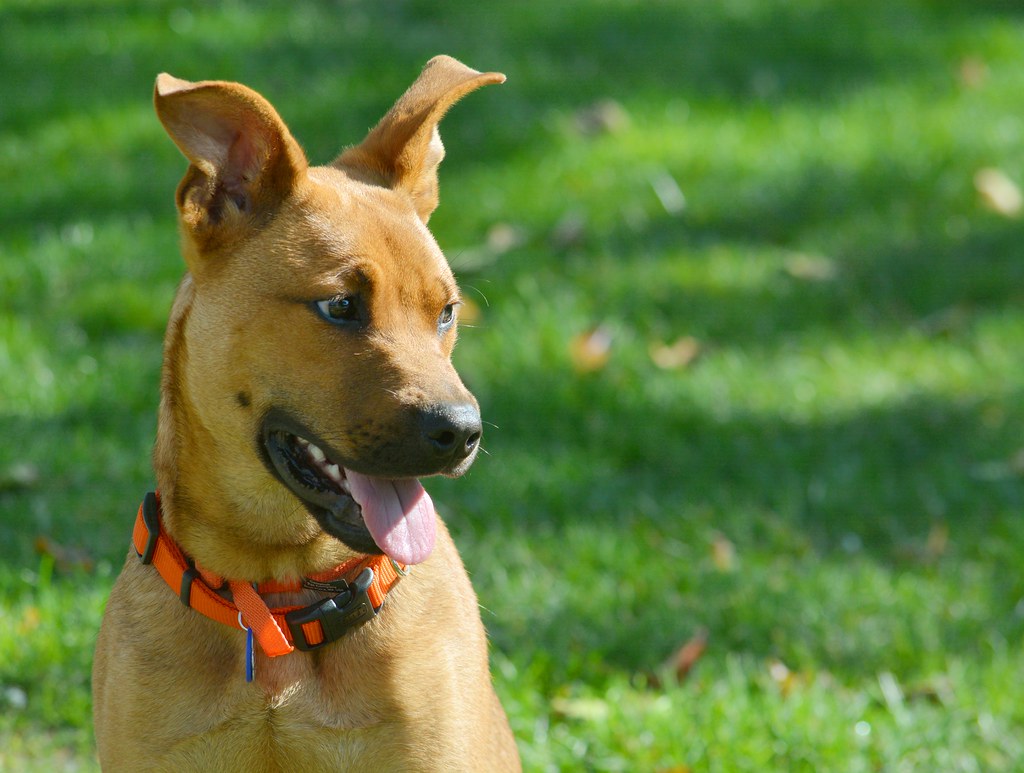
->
[3,0,1024,770]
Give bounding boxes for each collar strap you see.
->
[132,491,406,657]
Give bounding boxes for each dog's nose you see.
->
[421,403,482,462]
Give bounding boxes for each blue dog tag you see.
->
[245,626,255,682]
[239,611,255,682]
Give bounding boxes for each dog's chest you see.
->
[201,655,392,768]
[246,647,381,722]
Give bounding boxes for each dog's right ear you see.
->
[154,74,308,256]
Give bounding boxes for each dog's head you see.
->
[153,57,503,567]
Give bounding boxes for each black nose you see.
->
[421,402,482,462]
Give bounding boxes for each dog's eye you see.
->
[315,296,360,324]
[438,304,456,329]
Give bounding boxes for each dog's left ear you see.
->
[336,56,505,223]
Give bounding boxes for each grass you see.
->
[2,0,1024,770]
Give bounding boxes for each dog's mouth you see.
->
[260,414,436,566]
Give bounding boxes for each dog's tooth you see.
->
[324,463,343,484]
[308,443,326,464]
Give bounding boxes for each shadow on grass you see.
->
[460,381,1024,681]
[587,198,1024,346]
[4,0,1022,221]
[478,368,1023,535]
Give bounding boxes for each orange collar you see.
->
[132,491,406,659]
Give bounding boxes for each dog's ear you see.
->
[335,56,504,223]
[154,74,308,254]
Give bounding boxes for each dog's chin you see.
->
[311,499,381,556]
[260,417,382,556]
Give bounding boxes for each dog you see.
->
[92,56,520,772]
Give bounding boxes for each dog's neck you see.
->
[152,275,355,582]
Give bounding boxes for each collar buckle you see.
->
[136,491,161,565]
[285,566,378,651]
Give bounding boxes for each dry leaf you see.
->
[34,535,94,573]
[3,686,27,712]
[959,57,988,89]
[650,171,686,216]
[916,305,971,337]
[768,658,800,697]
[974,167,1023,217]
[486,222,524,254]
[550,211,588,251]
[570,326,613,373]
[551,696,610,721]
[664,627,709,683]
[971,450,1024,481]
[878,671,908,725]
[784,253,837,281]
[905,675,955,706]
[0,462,39,492]
[924,522,948,560]
[18,606,41,635]
[574,98,630,136]
[711,532,736,572]
[649,336,701,370]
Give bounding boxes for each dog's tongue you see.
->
[345,471,436,566]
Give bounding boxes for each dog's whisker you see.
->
[463,283,491,308]
[448,248,469,270]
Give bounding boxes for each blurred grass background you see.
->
[2,0,1024,770]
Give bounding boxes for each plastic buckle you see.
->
[286,567,377,651]
[137,491,160,565]
[179,563,199,606]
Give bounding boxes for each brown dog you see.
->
[92,56,520,772]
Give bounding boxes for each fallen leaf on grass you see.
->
[0,463,39,492]
[974,167,1023,217]
[711,532,736,572]
[550,211,588,251]
[784,253,837,282]
[970,449,1024,481]
[915,305,972,337]
[573,98,630,136]
[35,536,94,573]
[570,326,613,373]
[924,522,949,561]
[650,170,686,216]
[18,606,40,635]
[649,336,701,370]
[768,659,802,697]
[664,627,709,683]
[904,675,955,706]
[2,686,27,711]
[552,696,610,721]
[959,57,989,89]
[645,628,710,689]
[486,222,525,254]
[878,671,908,725]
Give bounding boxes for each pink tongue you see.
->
[345,471,436,565]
